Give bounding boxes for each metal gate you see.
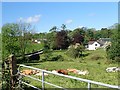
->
[18,64,119,90]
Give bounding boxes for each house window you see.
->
[86,45,88,48]
[95,44,97,46]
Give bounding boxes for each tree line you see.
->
[1,22,119,90]
[1,22,120,61]
[39,24,115,50]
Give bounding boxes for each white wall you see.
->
[87,42,100,50]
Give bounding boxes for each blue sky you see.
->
[2,2,118,33]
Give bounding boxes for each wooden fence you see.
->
[2,49,43,90]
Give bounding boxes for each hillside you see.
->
[22,49,118,88]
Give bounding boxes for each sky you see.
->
[2,2,118,33]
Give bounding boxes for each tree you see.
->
[66,44,85,59]
[18,22,32,58]
[48,24,70,50]
[66,46,79,58]
[2,22,32,59]
[94,30,101,40]
[55,30,70,49]
[86,29,95,40]
[73,33,84,44]
[76,44,85,57]
[2,23,22,89]
[46,30,57,49]
[2,22,33,89]
[61,24,66,30]
[100,28,112,38]
[49,26,57,32]
[106,24,120,62]
[71,28,85,45]
[2,23,21,59]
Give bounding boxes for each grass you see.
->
[25,43,44,53]
[20,48,119,89]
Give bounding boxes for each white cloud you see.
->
[18,14,41,23]
[65,19,73,24]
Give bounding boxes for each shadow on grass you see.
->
[82,53,91,57]
[23,62,41,66]
[23,87,39,90]
[17,59,42,67]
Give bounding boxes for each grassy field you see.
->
[25,43,44,53]
[21,48,119,89]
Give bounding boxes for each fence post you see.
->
[88,82,91,90]
[42,71,44,90]
[18,66,22,89]
[9,54,17,90]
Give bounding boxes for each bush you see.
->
[91,55,103,60]
[106,28,120,62]
[114,57,120,62]
[42,49,64,61]
[42,52,52,61]
[97,61,101,65]
[66,46,79,58]
[48,55,64,61]
[50,41,57,50]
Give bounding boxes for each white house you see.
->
[87,41,101,50]
[32,39,41,44]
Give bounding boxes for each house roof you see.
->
[99,38,111,42]
[97,41,104,46]
[98,38,111,46]
[88,38,111,45]
[88,41,99,45]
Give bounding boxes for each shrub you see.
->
[97,61,101,65]
[66,46,79,58]
[56,55,64,61]
[50,41,57,50]
[91,55,103,60]
[114,57,120,62]
[66,44,85,59]
[42,52,52,61]
[106,28,120,62]
[42,48,64,61]
[50,55,64,61]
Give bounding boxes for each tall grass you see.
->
[25,43,44,53]
[22,49,119,88]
